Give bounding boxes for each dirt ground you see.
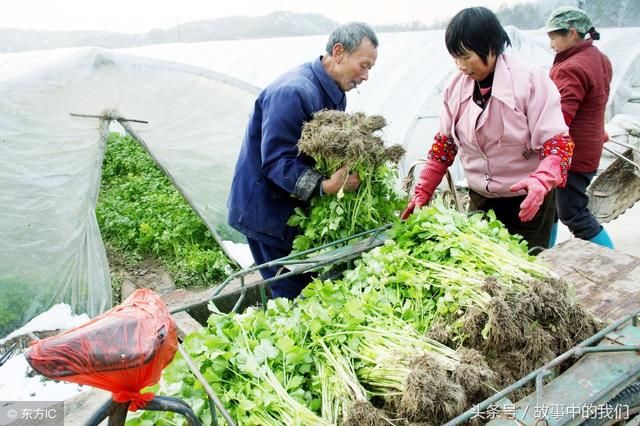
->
[106,248,177,305]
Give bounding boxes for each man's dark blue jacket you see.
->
[227,57,346,249]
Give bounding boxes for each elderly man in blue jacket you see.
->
[228,22,379,299]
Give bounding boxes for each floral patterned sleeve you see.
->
[426,132,457,166]
[540,133,574,187]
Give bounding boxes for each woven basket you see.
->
[588,148,640,223]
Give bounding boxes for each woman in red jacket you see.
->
[546,6,614,248]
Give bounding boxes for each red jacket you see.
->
[550,40,612,172]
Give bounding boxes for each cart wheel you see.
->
[581,382,640,426]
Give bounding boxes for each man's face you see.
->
[333,37,377,92]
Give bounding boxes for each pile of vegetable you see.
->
[288,110,405,252]
[129,200,600,425]
[382,203,600,396]
[97,133,233,288]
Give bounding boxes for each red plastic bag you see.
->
[26,288,178,410]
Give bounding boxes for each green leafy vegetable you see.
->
[97,133,233,287]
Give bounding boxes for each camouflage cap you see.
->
[546,6,593,34]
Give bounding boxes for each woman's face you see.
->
[453,49,497,81]
[548,28,581,53]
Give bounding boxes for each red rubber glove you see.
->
[401,159,448,220]
[510,156,563,222]
[509,177,548,222]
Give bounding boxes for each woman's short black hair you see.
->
[445,7,511,65]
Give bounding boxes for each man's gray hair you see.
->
[325,22,379,55]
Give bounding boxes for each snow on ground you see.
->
[222,240,255,269]
[0,303,89,344]
[0,304,91,402]
[0,354,87,401]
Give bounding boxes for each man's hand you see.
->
[322,166,360,195]
[510,177,548,222]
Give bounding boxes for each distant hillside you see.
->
[0,11,427,53]
[0,28,146,52]
[495,0,640,30]
[0,11,339,53]
[169,12,339,42]
[3,1,636,53]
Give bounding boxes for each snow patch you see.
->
[0,354,87,401]
[0,304,91,402]
[222,240,254,269]
[1,303,90,344]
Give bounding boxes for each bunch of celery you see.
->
[288,110,405,252]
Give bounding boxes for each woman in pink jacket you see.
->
[402,7,574,253]
[546,6,614,249]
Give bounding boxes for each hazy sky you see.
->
[3,0,533,32]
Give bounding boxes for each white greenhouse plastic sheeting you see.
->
[121,27,640,180]
[0,48,256,336]
[1,27,639,335]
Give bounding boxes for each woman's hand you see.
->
[510,177,548,222]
